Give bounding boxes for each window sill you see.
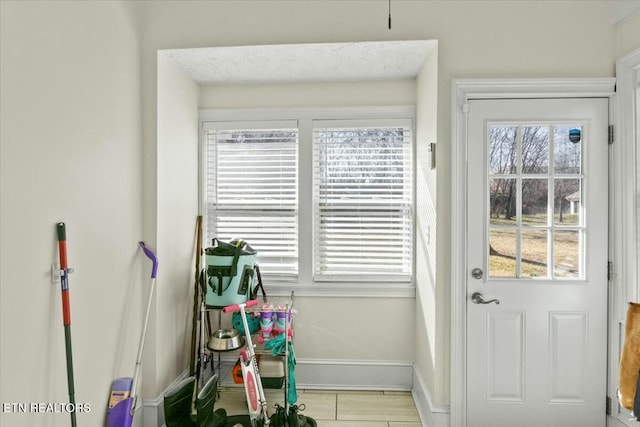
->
[262,281,416,298]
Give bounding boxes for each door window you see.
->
[487,124,584,280]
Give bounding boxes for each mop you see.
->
[56,222,77,427]
[107,242,158,427]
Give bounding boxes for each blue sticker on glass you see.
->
[569,128,581,144]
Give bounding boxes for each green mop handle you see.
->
[57,222,77,427]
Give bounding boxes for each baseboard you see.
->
[412,365,450,427]
[295,358,414,390]
[142,393,164,427]
[608,414,640,427]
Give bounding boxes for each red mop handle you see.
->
[223,299,259,314]
[57,222,71,325]
[56,222,77,427]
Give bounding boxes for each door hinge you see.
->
[607,261,613,281]
[606,396,611,415]
[608,125,614,145]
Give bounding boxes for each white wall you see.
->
[615,7,640,58]
[199,80,416,109]
[0,3,620,426]
[0,1,142,426]
[199,79,418,369]
[414,47,441,403]
[154,53,200,398]
[611,0,640,25]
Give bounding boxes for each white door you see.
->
[466,98,609,427]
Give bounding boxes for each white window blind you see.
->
[313,119,413,282]
[203,121,298,277]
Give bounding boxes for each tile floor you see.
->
[215,387,423,426]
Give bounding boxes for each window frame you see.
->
[200,106,416,297]
[312,118,414,283]
[201,119,300,279]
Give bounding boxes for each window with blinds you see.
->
[203,121,299,278]
[313,119,413,282]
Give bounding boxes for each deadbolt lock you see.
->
[471,268,483,280]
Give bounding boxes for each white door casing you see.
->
[465,98,609,427]
[609,49,640,427]
[450,79,616,427]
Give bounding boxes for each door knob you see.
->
[471,292,500,305]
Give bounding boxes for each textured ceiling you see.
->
[162,40,437,85]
